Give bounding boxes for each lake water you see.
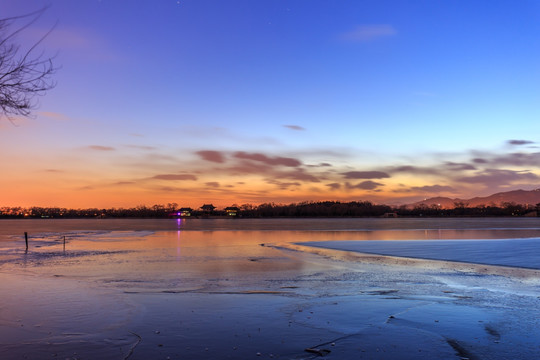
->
[2,217,540,269]
[1,218,540,359]
[2,216,540,233]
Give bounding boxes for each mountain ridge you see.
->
[409,189,540,209]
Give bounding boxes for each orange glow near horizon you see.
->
[0,175,488,209]
[2,143,538,209]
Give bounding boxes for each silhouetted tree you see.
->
[0,8,57,119]
[501,202,525,216]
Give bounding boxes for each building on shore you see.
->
[224,206,240,216]
[168,207,193,218]
[200,204,216,215]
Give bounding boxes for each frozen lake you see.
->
[1,218,540,359]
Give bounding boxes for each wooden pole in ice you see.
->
[24,232,28,251]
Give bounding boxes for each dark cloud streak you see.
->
[508,140,534,146]
[152,174,198,181]
[284,125,306,131]
[458,169,539,186]
[234,152,302,167]
[326,183,341,190]
[346,181,384,190]
[342,171,390,179]
[491,152,540,167]
[88,145,115,151]
[196,150,226,163]
[444,162,476,171]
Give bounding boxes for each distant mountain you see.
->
[409,189,540,209]
[409,196,460,209]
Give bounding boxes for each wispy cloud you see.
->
[340,24,397,42]
[233,152,302,167]
[326,183,341,190]
[444,162,476,171]
[266,179,301,190]
[508,139,535,146]
[472,158,489,164]
[44,169,63,173]
[458,169,539,187]
[124,144,157,151]
[388,165,441,175]
[196,150,226,163]
[274,169,320,182]
[346,181,384,190]
[469,152,540,167]
[491,152,540,167]
[114,181,136,185]
[342,171,390,179]
[88,145,115,151]
[283,125,306,131]
[39,112,70,121]
[151,174,197,181]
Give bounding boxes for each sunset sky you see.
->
[1,0,539,209]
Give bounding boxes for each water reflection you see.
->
[176,218,182,259]
[1,217,540,237]
[2,219,540,284]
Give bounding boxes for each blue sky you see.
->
[1,0,539,208]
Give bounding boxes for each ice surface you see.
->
[302,238,540,269]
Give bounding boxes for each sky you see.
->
[1,0,539,209]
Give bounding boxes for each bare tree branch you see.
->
[0,7,57,119]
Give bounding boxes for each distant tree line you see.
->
[1,201,538,219]
[241,201,393,217]
[397,201,539,217]
[0,203,180,219]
